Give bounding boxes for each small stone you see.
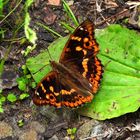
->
[67,0,74,6]
[63,136,71,140]
[76,120,100,139]
[48,135,59,140]
[19,130,37,140]
[1,67,18,89]
[0,121,13,139]
[30,121,45,133]
[43,14,57,25]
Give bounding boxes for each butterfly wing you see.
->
[86,56,103,93]
[59,19,103,93]
[33,71,93,108]
[60,20,99,62]
[33,71,62,107]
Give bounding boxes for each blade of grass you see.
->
[37,22,62,37]
[60,21,75,33]
[0,0,3,16]
[62,0,79,26]
[0,29,6,38]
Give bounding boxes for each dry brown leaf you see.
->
[47,0,60,6]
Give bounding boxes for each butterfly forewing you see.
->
[34,70,93,108]
[60,20,99,64]
[59,19,103,93]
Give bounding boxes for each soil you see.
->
[1,0,140,140]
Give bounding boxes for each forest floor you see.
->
[0,0,140,140]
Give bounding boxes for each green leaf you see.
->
[0,93,6,109]
[7,93,17,102]
[71,128,77,134]
[17,119,24,127]
[24,13,37,44]
[0,0,3,16]
[0,95,6,103]
[24,0,37,44]
[78,25,140,120]
[0,106,4,113]
[22,65,28,75]
[19,93,29,100]
[25,0,34,8]
[67,128,72,135]
[16,77,28,91]
[31,81,36,88]
[26,36,69,83]
[26,24,140,120]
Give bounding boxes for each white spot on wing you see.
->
[36,91,39,96]
[89,83,92,87]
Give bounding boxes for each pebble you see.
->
[30,121,45,134]
[76,120,100,139]
[48,135,59,140]
[19,130,37,140]
[0,121,13,139]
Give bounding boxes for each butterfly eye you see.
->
[89,83,92,87]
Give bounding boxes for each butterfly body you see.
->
[50,61,93,95]
[33,19,103,108]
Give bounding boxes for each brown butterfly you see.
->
[33,19,103,108]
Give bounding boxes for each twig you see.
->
[95,1,140,27]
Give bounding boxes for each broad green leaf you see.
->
[26,36,69,83]
[78,25,140,120]
[26,24,140,120]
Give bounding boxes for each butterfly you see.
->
[33,19,103,108]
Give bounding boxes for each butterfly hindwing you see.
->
[33,70,93,108]
[82,56,103,93]
[33,71,62,107]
